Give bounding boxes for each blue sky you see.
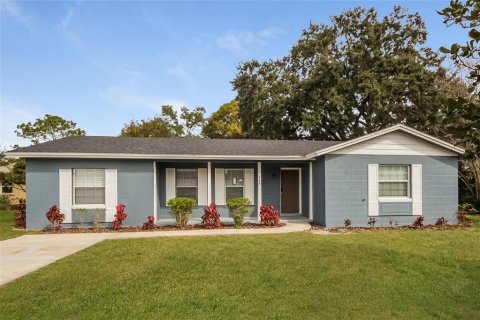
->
[0,0,467,147]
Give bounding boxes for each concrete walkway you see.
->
[0,222,310,286]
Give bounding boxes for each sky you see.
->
[0,0,468,147]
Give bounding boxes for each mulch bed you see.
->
[42,223,287,234]
[310,223,473,233]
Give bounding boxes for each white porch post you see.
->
[257,162,262,221]
[309,161,313,220]
[207,161,212,205]
[153,161,157,220]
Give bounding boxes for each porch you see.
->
[154,160,315,222]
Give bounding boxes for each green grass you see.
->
[1,226,479,319]
[0,210,40,241]
[470,214,480,226]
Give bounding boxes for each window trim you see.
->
[225,169,245,201]
[175,168,198,201]
[72,169,106,207]
[378,164,410,198]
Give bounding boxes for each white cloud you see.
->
[58,3,108,72]
[216,27,283,54]
[1,0,31,29]
[216,31,263,55]
[100,85,187,113]
[0,96,42,148]
[167,64,191,81]
[258,27,283,38]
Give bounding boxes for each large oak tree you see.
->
[233,6,445,140]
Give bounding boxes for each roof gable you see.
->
[306,125,464,158]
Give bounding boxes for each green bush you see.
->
[459,203,479,215]
[168,197,196,228]
[0,194,11,210]
[227,197,252,227]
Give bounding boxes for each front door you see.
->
[281,169,300,214]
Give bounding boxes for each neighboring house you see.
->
[6,125,464,229]
[0,166,26,205]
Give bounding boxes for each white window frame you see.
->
[225,169,245,201]
[175,168,198,201]
[72,169,106,209]
[1,183,13,194]
[378,165,411,203]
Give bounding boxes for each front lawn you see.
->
[0,226,479,319]
[0,210,39,241]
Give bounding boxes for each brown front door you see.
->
[281,169,300,214]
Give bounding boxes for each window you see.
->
[379,165,410,197]
[74,169,105,205]
[225,169,244,201]
[1,184,13,194]
[176,169,197,201]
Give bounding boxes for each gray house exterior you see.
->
[7,125,464,229]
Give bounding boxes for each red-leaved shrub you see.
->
[112,204,128,230]
[46,204,65,230]
[201,203,221,228]
[457,210,471,226]
[344,218,352,228]
[435,217,448,227]
[259,205,280,226]
[142,215,156,230]
[412,216,424,227]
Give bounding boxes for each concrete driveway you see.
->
[0,222,310,286]
[0,233,109,286]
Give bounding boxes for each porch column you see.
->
[153,161,157,220]
[309,161,313,220]
[257,162,262,221]
[207,161,212,205]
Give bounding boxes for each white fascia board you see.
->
[305,124,465,159]
[5,152,307,161]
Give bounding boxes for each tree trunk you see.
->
[473,158,480,200]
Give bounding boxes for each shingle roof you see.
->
[8,136,342,157]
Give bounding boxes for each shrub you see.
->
[458,203,479,215]
[227,197,252,227]
[0,194,11,210]
[91,209,102,229]
[168,197,196,228]
[142,215,156,230]
[412,216,424,227]
[260,204,280,226]
[457,211,471,226]
[46,204,65,230]
[367,217,377,227]
[344,218,352,228]
[435,217,448,227]
[14,198,26,229]
[76,208,88,228]
[201,203,221,228]
[112,204,128,230]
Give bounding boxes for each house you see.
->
[0,166,26,205]
[6,125,464,229]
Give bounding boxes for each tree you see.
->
[202,100,244,139]
[120,105,206,138]
[120,116,178,138]
[0,157,25,192]
[438,0,479,86]
[437,0,480,206]
[233,7,445,140]
[15,114,86,145]
[6,115,86,192]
